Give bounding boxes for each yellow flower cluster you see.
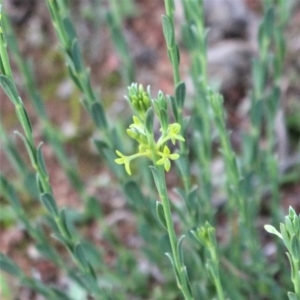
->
[115,83,184,175]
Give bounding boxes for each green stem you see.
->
[211,249,225,300]
[156,167,193,300]
[292,259,300,298]
[164,0,180,85]
[163,0,193,197]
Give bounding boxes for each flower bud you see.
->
[126,83,151,118]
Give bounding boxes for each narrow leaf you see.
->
[71,39,82,72]
[0,175,22,211]
[59,208,73,239]
[36,173,45,194]
[150,166,165,196]
[264,225,282,239]
[145,107,154,134]
[17,105,33,134]
[288,292,298,300]
[37,143,48,178]
[167,96,177,123]
[123,181,146,209]
[156,201,167,230]
[290,235,299,261]
[162,15,174,49]
[40,193,59,217]
[62,17,77,42]
[51,233,70,248]
[74,244,89,269]
[0,253,22,277]
[286,253,295,278]
[165,252,180,286]
[14,131,36,167]
[76,273,100,295]
[90,102,108,130]
[281,224,291,251]
[175,82,186,108]
[177,235,186,265]
[0,75,19,104]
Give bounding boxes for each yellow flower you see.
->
[168,123,185,144]
[156,146,179,172]
[115,150,132,175]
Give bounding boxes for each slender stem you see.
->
[164,0,180,85]
[156,167,193,300]
[181,0,213,221]
[163,0,192,197]
[210,248,225,300]
[292,259,300,298]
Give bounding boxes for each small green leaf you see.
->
[37,143,48,178]
[59,208,73,239]
[156,201,167,230]
[175,44,180,64]
[90,102,108,130]
[0,175,22,211]
[290,235,299,261]
[252,60,265,97]
[35,243,61,264]
[206,259,218,282]
[36,173,45,194]
[124,181,146,209]
[293,216,299,236]
[169,95,178,122]
[264,7,275,37]
[264,225,282,239]
[288,292,298,300]
[17,105,33,135]
[14,131,36,167]
[71,39,82,72]
[80,241,102,269]
[286,252,294,278]
[182,24,197,51]
[183,116,190,134]
[40,193,59,217]
[145,107,154,134]
[0,75,19,104]
[51,233,70,248]
[285,216,295,236]
[94,139,124,178]
[150,166,165,196]
[85,196,102,219]
[162,15,174,49]
[76,273,101,295]
[0,253,22,277]
[165,252,180,286]
[289,206,296,218]
[62,17,77,43]
[167,0,175,13]
[177,235,185,265]
[159,108,168,132]
[210,92,223,116]
[281,223,291,251]
[175,156,189,182]
[175,82,186,108]
[67,65,82,90]
[74,244,89,269]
